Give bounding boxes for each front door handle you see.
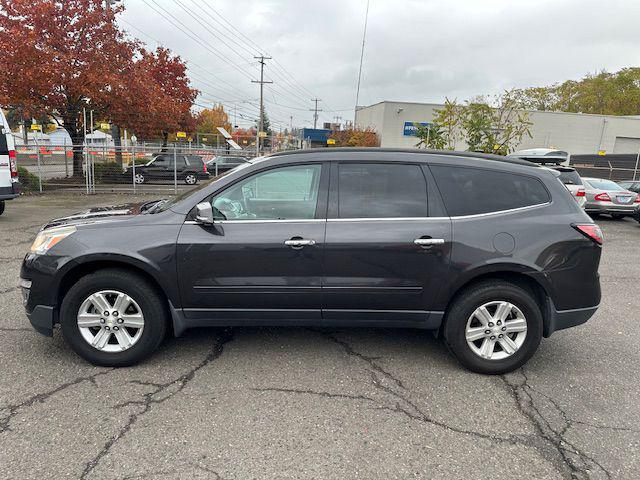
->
[285,238,316,249]
[414,238,445,247]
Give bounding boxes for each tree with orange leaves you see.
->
[0,1,197,175]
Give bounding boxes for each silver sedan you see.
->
[582,177,639,218]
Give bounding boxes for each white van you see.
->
[0,109,20,215]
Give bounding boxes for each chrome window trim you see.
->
[184,219,325,225]
[183,202,550,225]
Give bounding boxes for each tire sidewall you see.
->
[60,272,166,367]
[444,283,543,374]
[184,173,197,185]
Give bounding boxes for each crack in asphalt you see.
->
[0,369,113,433]
[501,370,612,480]
[0,326,33,332]
[80,330,234,480]
[252,386,378,403]
[309,332,615,479]
[0,286,18,295]
[324,332,406,389]
[119,461,225,480]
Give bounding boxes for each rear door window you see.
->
[586,179,623,190]
[337,163,428,218]
[430,165,550,217]
[0,130,8,154]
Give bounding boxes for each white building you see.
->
[355,101,640,155]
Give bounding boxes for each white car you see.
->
[0,110,20,215]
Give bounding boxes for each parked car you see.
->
[0,109,20,215]
[21,148,602,374]
[582,177,640,218]
[133,154,209,185]
[618,180,640,194]
[206,154,250,174]
[508,149,585,207]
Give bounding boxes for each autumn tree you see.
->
[196,104,232,137]
[328,126,379,147]
[0,0,136,176]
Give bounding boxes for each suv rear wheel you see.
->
[60,269,167,367]
[443,280,543,374]
[0,200,4,216]
[184,173,197,185]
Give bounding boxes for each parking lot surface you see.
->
[1,193,639,479]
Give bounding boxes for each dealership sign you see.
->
[403,121,431,136]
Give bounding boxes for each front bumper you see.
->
[26,305,55,337]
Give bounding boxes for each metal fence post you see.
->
[634,147,640,181]
[35,138,43,193]
[173,143,178,194]
[132,144,136,194]
[64,139,69,178]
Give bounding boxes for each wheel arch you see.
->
[57,257,175,329]
[440,267,553,336]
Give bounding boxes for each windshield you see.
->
[556,170,582,185]
[586,179,624,190]
[148,161,253,213]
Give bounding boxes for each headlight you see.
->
[30,226,77,254]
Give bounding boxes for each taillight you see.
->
[635,194,640,203]
[8,150,18,177]
[202,162,207,173]
[576,188,585,197]
[572,224,603,245]
[594,192,610,202]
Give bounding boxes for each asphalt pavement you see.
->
[1,193,639,479]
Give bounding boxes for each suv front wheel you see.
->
[60,269,167,367]
[443,280,543,374]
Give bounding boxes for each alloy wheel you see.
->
[134,173,145,184]
[77,290,145,352]
[465,301,527,360]
[185,174,197,185]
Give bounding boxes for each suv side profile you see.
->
[133,154,209,185]
[0,109,20,215]
[21,149,602,374]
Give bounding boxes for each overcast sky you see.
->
[119,0,640,130]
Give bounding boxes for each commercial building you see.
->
[355,101,640,155]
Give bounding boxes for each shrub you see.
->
[17,166,40,192]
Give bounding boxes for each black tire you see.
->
[0,200,4,216]
[610,213,625,220]
[588,212,600,219]
[443,280,543,375]
[60,269,168,367]
[184,172,198,185]
[134,172,145,184]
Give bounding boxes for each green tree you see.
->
[414,122,446,149]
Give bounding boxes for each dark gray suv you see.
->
[21,148,602,374]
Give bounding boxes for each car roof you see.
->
[267,147,538,168]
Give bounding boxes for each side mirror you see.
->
[195,202,214,225]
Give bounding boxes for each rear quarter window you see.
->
[556,170,582,185]
[430,165,550,217]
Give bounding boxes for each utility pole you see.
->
[252,55,272,155]
[309,98,323,129]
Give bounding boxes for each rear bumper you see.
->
[585,202,635,215]
[26,305,55,337]
[544,304,598,337]
[0,183,20,200]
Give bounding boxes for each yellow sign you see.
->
[176,131,187,138]
[187,137,193,142]
[258,131,267,138]
[598,150,606,156]
[202,137,207,142]
[30,124,41,131]
[100,123,110,130]
[327,138,336,145]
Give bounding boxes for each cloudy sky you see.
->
[119,0,640,130]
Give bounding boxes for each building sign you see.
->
[176,131,187,138]
[403,121,431,136]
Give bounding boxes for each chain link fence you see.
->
[16,143,259,195]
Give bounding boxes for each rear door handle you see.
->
[414,238,445,247]
[285,238,316,248]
